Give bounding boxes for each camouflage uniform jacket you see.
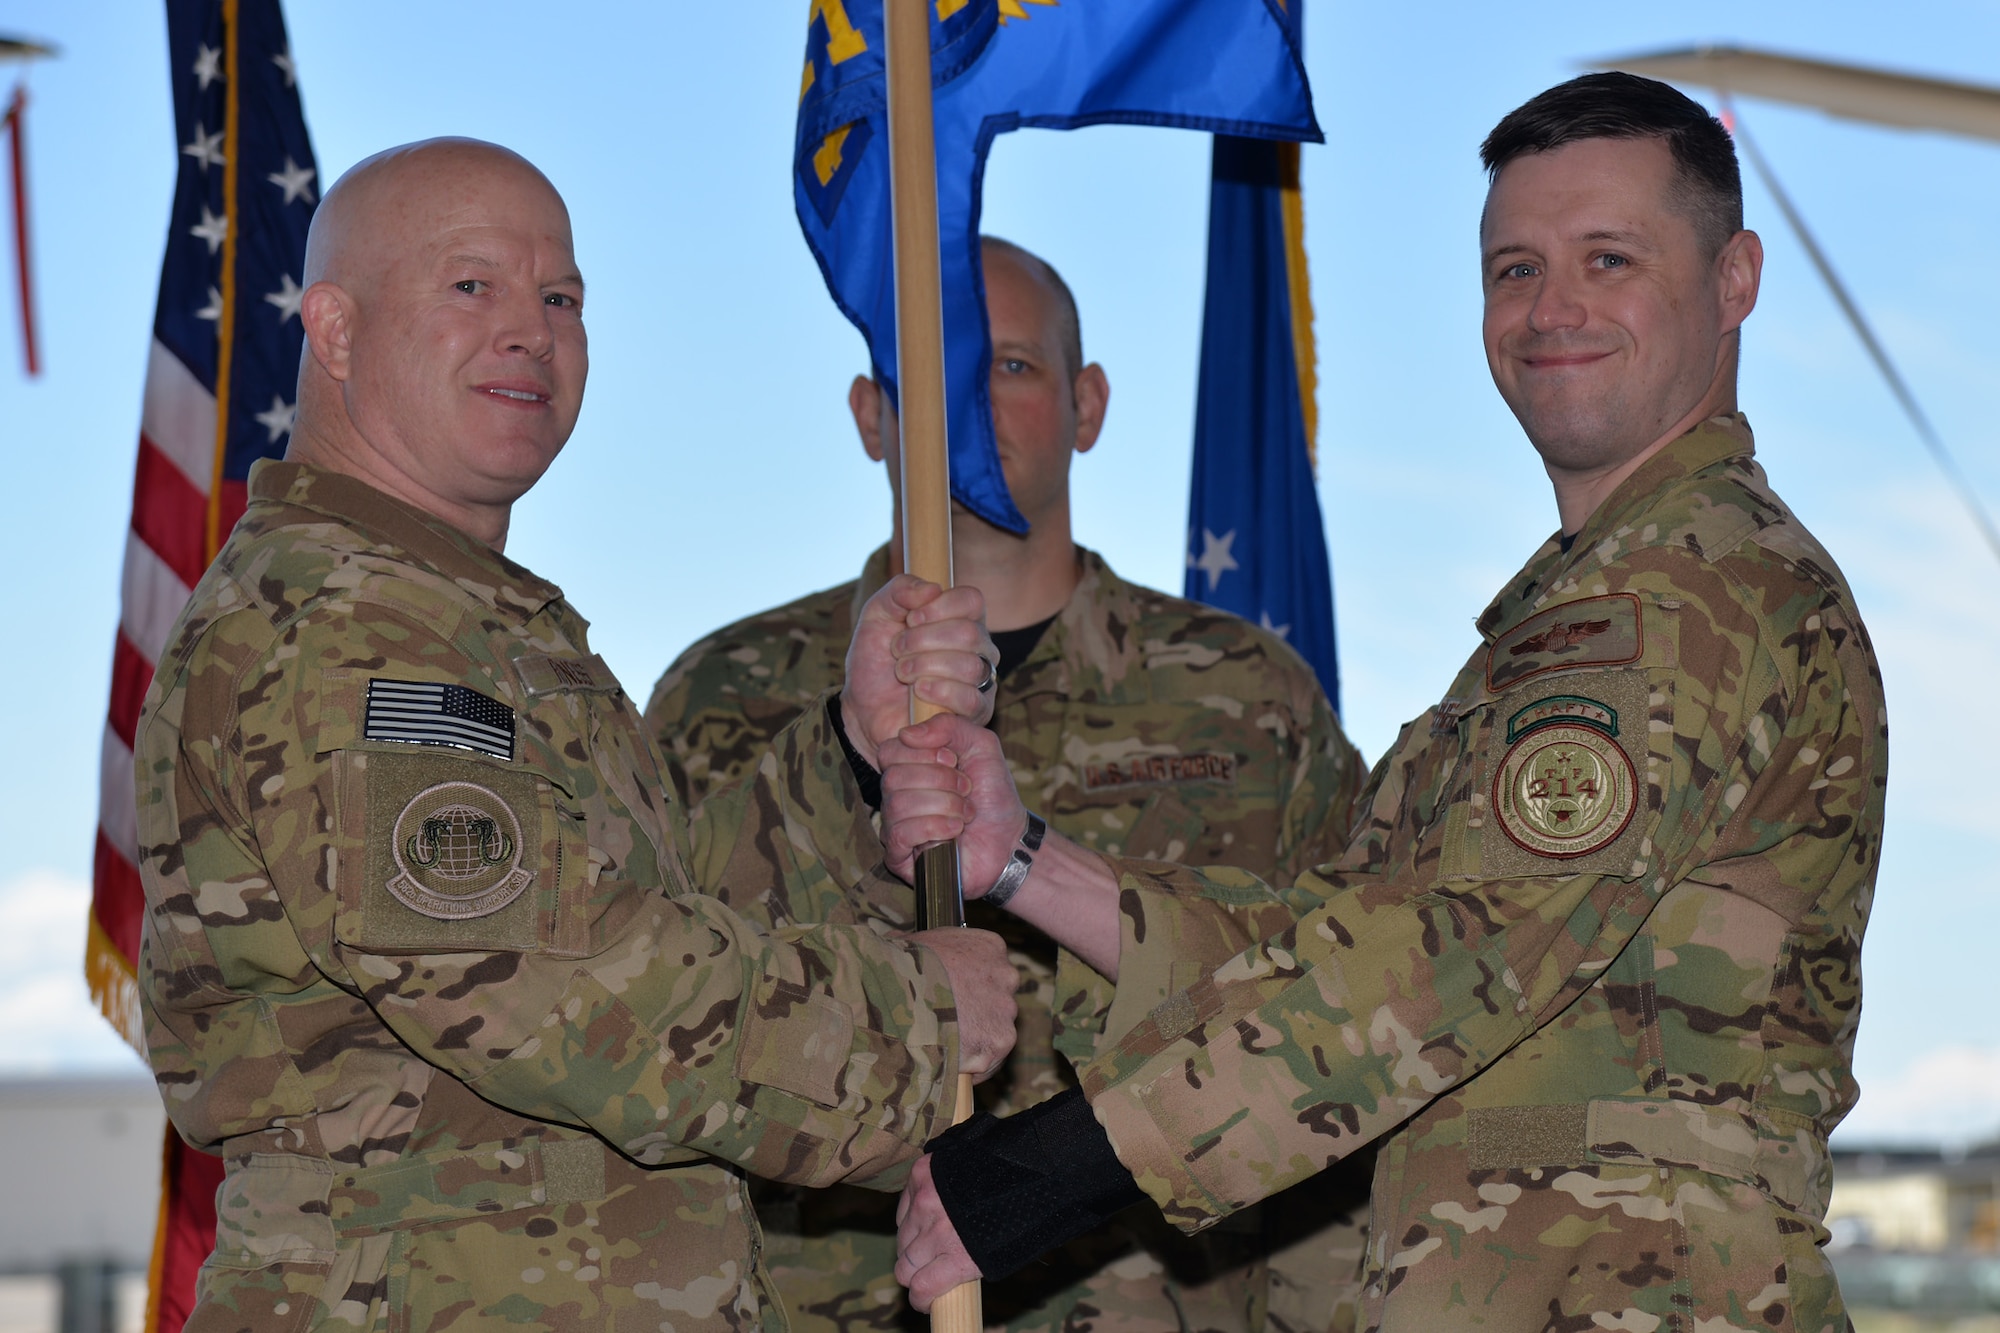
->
[136,462,964,1333]
[647,547,1368,1333]
[1070,418,1886,1332]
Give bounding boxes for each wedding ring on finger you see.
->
[976,655,998,694]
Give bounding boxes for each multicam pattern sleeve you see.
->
[643,565,866,812]
[1063,658,1363,1059]
[1068,420,1883,1326]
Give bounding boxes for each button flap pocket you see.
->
[336,748,551,954]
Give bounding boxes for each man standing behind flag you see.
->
[645,236,1368,1333]
[794,0,1323,540]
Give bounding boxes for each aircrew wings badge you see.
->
[1488,593,1641,693]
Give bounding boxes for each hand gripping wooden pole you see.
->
[884,1,981,1328]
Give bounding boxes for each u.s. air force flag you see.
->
[1184,136,1341,709]
[795,0,1321,533]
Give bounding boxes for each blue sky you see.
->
[3,1,1999,1144]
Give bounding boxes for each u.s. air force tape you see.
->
[927,1087,1145,1280]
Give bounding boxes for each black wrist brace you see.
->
[926,1087,1146,1280]
[825,694,883,810]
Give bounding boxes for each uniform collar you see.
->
[247,458,566,619]
[1009,548,1135,701]
[1475,414,1755,642]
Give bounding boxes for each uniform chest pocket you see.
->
[1420,593,1680,884]
[517,652,695,904]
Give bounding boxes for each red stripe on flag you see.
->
[91,828,145,968]
[108,632,156,750]
[156,1128,224,1333]
[133,435,211,591]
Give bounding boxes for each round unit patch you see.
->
[1493,724,1636,859]
[386,781,535,919]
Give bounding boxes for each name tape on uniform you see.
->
[1082,752,1237,793]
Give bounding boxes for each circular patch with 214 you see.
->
[387,781,535,919]
[1494,723,1636,858]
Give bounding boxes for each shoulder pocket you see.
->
[316,671,580,955]
[1440,598,1679,882]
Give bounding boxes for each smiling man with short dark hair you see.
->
[884,73,1886,1330]
[646,236,1369,1333]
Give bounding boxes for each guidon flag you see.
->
[795,0,1322,532]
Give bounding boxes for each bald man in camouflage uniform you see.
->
[648,239,1368,1333]
[136,139,1019,1333]
[891,78,1887,1331]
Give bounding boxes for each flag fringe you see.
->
[1276,141,1317,473]
[85,910,146,1052]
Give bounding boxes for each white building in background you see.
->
[1830,1145,2000,1254]
[1826,1145,2000,1319]
[0,1077,162,1333]
[1829,1159,1953,1252]
[0,1077,162,1271]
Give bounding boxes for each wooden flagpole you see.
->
[882,1,981,1329]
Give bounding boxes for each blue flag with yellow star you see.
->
[795,0,1320,533]
[1184,135,1340,709]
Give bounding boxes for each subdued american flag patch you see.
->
[364,680,515,761]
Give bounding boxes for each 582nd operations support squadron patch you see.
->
[386,780,535,920]
[1493,719,1636,859]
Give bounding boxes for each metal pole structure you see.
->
[6,83,38,376]
[1723,97,2000,571]
[882,1,981,1329]
[0,38,52,379]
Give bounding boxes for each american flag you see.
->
[364,680,517,761]
[89,3,318,1328]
